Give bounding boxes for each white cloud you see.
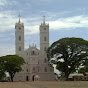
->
[49,15,88,30]
[21,15,88,35]
[0,11,40,34]
[8,0,18,5]
[0,11,17,32]
[0,11,88,35]
[0,0,18,7]
[23,15,88,35]
[0,0,17,7]
[25,25,39,35]
[0,44,15,56]
[0,0,7,6]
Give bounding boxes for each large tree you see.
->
[0,55,25,81]
[0,57,6,80]
[47,37,88,80]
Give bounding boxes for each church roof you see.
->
[25,46,40,52]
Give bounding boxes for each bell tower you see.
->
[15,14,24,55]
[39,16,49,53]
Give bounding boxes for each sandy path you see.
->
[0,81,88,88]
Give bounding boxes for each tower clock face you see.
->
[19,27,21,30]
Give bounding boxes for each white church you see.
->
[13,16,55,81]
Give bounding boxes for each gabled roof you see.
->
[25,46,40,52]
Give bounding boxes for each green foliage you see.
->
[0,64,6,80]
[78,68,85,73]
[0,55,25,81]
[78,60,88,73]
[0,57,6,80]
[47,37,88,80]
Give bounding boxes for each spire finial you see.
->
[43,16,46,23]
[18,13,21,23]
[35,44,36,47]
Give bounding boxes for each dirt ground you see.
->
[0,81,88,88]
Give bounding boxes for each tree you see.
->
[0,57,6,80]
[47,37,88,80]
[0,55,25,82]
[78,60,88,73]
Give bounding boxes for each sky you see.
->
[0,0,88,56]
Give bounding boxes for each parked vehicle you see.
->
[0,79,8,82]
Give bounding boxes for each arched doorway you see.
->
[26,76,29,81]
[32,75,35,81]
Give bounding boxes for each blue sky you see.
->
[0,0,88,56]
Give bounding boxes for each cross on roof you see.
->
[18,13,21,23]
[43,16,46,23]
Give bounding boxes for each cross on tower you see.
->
[43,16,46,23]
[18,13,21,23]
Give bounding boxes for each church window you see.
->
[33,51,35,55]
[31,51,35,55]
[44,36,47,41]
[33,67,35,71]
[44,67,47,72]
[27,53,28,55]
[27,69,28,72]
[19,46,21,51]
[44,28,46,30]
[19,36,21,41]
[44,58,47,63]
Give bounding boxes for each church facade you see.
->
[13,16,55,81]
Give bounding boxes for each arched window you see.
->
[33,51,35,55]
[44,28,46,30]
[19,36,21,41]
[44,67,47,72]
[33,67,35,71]
[27,69,28,72]
[27,53,28,55]
[19,46,21,51]
[31,51,35,55]
[44,36,47,41]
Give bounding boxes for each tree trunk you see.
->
[65,75,69,81]
[64,74,69,81]
[10,74,13,82]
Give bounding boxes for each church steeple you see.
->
[40,16,49,53]
[15,14,24,55]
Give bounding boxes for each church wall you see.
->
[38,73,55,81]
[13,73,26,81]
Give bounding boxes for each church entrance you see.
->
[26,76,29,81]
[32,75,35,81]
